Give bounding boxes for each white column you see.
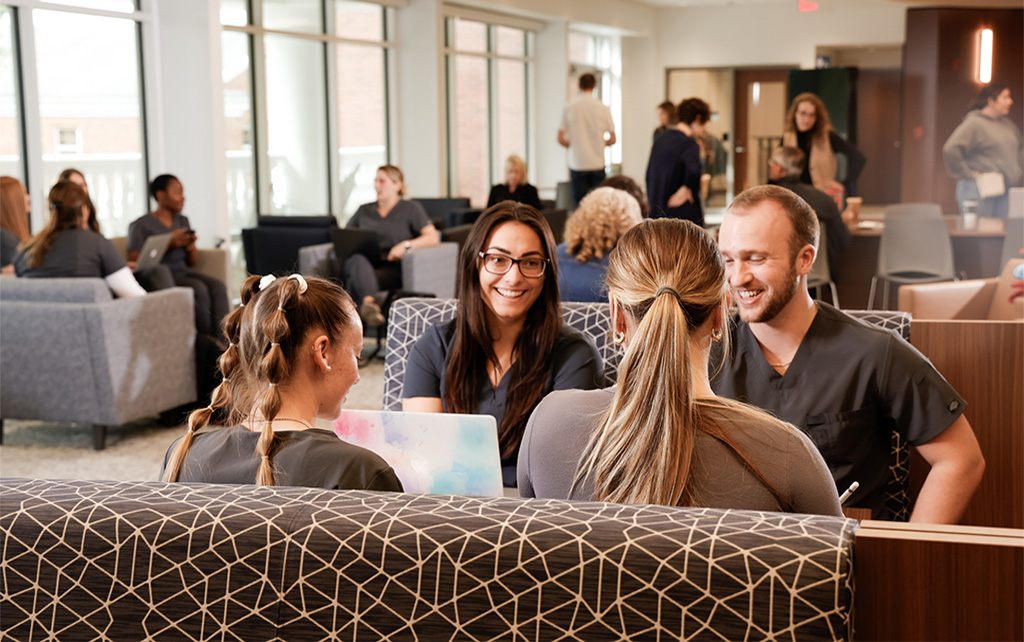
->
[533,20,568,197]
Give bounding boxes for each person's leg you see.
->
[584,170,606,201]
[956,179,980,215]
[186,270,229,334]
[569,170,586,208]
[173,271,213,335]
[344,254,387,326]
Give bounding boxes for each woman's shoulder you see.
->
[535,386,614,416]
[704,399,816,454]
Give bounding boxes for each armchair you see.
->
[0,278,197,449]
[898,259,1023,320]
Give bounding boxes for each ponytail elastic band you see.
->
[270,342,279,347]
[277,306,284,311]
[268,382,277,387]
[655,286,682,301]
[261,455,269,461]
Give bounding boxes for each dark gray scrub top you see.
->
[14,229,127,278]
[1,227,19,267]
[402,320,604,463]
[128,212,192,272]
[711,302,966,518]
[161,426,403,491]
[348,200,432,252]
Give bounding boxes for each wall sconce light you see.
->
[978,28,993,84]
[752,82,761,107]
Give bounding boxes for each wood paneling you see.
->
[854,522,1024,641]
[910,320,1024,529]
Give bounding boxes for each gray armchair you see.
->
[0,278,197,449]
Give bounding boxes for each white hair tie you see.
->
[287,273,308,294]
[259,274,277,291]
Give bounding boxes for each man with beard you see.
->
[712,185,985,523]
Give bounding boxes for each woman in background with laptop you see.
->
[344,164,439,327]
[127,174,229,337]
[162,273,403,492]
[402,202,603,486]
[13,180,147,297]
[517,218,841,515]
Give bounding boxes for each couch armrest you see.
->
[299,242,336,277]
[194,248,231,289]
[402,243,457,299]
[898,279,998,320]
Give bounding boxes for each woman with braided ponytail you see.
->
[518,219,840,514]
[161,273,402,491]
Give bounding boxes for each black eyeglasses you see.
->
[478,252,549,278]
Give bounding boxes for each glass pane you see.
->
[494,59,526,186]
[453,18,486,53]
[0,6,23,181]
[568,31,592,64]
[452,54,488,207]
[220,0,248,27]
[34,9,145,238]
[494,26,523,57]
[41,0,136,12]
[263,0,323,34]
[222,31,255,233]
[265,34,329,214]
[337,43,387,220]
[335,0,383,42]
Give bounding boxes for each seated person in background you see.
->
[600,174,649,218]
[128,174,229,335]
[14,181,146,298]
[402,202,603,486]
[162,273,403,491]
[713,185,985,522]
[519,218,842,515]
[1,176,32,274]
[344,164,439,327]
[487,155,542,210]
[557,186,642,302]
[767,146,849,278]
[783,92,866,199]
[59,168,100,233]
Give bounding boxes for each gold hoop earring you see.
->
[711,328,723,343]
[613,331,625,345]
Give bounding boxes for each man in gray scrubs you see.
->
[712,185,985,523]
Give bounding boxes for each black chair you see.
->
[542,208,568,243]
[242,216,338,276]
[412,197,472,230]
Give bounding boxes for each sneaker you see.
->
[360,298,386,327]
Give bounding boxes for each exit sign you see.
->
[799,0,819,11]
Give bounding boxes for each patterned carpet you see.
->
[0,343,386,482]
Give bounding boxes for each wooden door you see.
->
[733,69,789,193]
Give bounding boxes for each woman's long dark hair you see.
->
[444,202,561,457]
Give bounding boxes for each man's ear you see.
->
[796,244,816,277]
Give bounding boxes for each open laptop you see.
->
[133,232,173,272]
[334,410,503,497]
[331,228,381,264]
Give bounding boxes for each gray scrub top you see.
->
[128,212,192,272]
[14,229,126,278]
[711,302,966,518]
[348,200,432,252]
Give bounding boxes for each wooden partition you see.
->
[854,521,1024,641]
[909,320,1023,529]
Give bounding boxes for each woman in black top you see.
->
[486,155,542,210]
[782,92,866,198]
[162,273,403,491]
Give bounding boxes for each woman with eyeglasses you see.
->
[402,202,604,486]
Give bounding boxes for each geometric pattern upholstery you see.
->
[382,298,624,411]
[845,310,912,522]
[0,479,856,641]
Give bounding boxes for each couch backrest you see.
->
[383,298,623,411]
[989,259,1024,320]
[0,478,857,641]
[0,277,113,303]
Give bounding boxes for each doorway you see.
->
[733,69,790,193]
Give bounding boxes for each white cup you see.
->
[963,200,978,230]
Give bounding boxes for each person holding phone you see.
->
[128,174,229,336]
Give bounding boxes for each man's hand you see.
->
[667,186,694,209]
[557,130,570,148]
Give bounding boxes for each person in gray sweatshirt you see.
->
[943,82,1023,217]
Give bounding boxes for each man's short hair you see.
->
[771,146,806,178]
[728,185,819,258]
[677,98,711,126]
[579,73,597,91]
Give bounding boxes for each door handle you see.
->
[735,146,746,154]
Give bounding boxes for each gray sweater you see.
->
[943,110,1024,186]
[518,387,843,516]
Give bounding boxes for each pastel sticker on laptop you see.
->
[334,410,503,497]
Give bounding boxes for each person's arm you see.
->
[104,266,147,298]
[829,130,866,185]
[183,232,199,267]
[401,326,447,413]
[551,332,603,390]
[557,129,570,148]
[909,415,985,524]
[516,409,538,498]
[942,120,976,181]
[605,131,616,147]
[524,185,542,210]
[387,223,440,261]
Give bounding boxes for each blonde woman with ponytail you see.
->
[518,219,840,515]
[161,274,402,491]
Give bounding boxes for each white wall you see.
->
[654,2,906,70]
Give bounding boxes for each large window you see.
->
[4,1,148,237]
[221,0,393,226]
[445,16,532,207]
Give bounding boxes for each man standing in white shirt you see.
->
[558,73,616,207]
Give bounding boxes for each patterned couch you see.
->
[0,478,857,641]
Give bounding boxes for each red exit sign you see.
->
[799,0,819,11]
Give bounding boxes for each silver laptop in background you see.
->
[133,232,173,272]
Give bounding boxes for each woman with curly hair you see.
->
[557,186,642,302]
[161,273,403,491]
